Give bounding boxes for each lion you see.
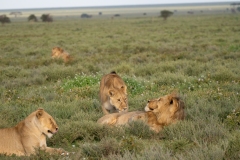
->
[51,47,71,63]
[0,108,68,156]
[99,71,128,114]
[97,93,185,132]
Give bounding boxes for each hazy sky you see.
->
[0,0,231,10]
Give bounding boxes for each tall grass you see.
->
[0,13,239,159]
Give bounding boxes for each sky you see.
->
[0,0,232,10]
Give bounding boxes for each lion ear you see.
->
[121,86,127,94]
[108,90,115,97]
[168,95,175,103]
[36,109,44,118]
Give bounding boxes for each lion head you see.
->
[51,47,71,62]
[144,93,185,126]
[51,47,64,58]
[108,88,128,113]
[35,109,59,138]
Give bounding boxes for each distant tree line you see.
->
[28,14,53,22]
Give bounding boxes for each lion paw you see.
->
[57,148,69,156]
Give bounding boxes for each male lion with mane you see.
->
[99,71,128,114]
[0,108,68,156]
[97,93,185,132]
[51,47,71,63]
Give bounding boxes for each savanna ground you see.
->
[0,7,240,159]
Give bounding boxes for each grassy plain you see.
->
[0,10,240,159]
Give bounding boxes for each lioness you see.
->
[51,47,71,63]
[99,71,128,114]
[97,93,185,132]
[0,108,68,156]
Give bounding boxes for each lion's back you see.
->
[99,71,127,103]
[0,127,25,156]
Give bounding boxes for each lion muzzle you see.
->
[48,127,58,134]
[144,106,152,112]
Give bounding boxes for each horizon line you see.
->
[0,1,234,11]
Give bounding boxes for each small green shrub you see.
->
[81,138,120,159]
[123,77,145,96]
[229,45,240,52]
[224,133,240,159]
[120,136,143,154]
[164,138,193,154]
[125,121,154,139]
[50,121,126,147]
[62,74,100,90]
[224,107,240,131]
[0,154,19,160]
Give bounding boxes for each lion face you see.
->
[36,109,59,138]
[108,89,128,113]
[145,93,185,122]
[51,47,64,58]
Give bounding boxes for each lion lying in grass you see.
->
[0,108,68,156]
[99,71,128,114]
[97,93,185,132]
[51,47,71,63]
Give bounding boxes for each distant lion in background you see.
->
[99,71,128,114]
[0,108,68,156]
[51,47,71,63]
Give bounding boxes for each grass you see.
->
[0,11,240,159]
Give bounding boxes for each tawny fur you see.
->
[97,93,185,133]
[0,108,68,156]
[97,111,143,125]
[51,47,71,63]
[99,71,128,114]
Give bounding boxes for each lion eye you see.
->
[118,99,121,102]
[170,100,173,105]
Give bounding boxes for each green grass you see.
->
[0,12,240,159]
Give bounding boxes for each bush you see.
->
[61,73,100,90]
[81,13,92,18]
[40,14,53,22]
[28,14,38,22]
[225,133,240,159]
[160,10,173,20]
[123,77,145,96]
[120,136,143,154]
[224,107,240,131]
[81,138,120,158]
[125,121,155,139]
[0,15,10,24]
